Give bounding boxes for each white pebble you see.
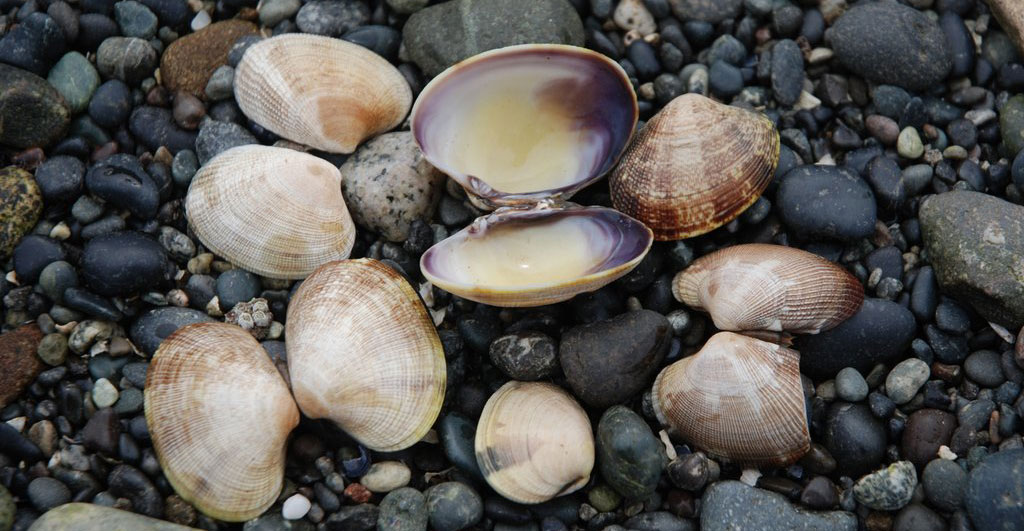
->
[360,461,411,493]
[938,445,958,460]
[191,9,211,31]
[282,493,310,520]
[91,378,119,408]
[739,468,761,486]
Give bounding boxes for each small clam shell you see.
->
[420,203,653,307]
[609,93,780,240]
[234,34,412,153]
[286,259,446,452]
[673,243,864,334]
[144,322,299,522]
[185,145,355,279]
[651,331,810,467]
[411,44,637,205]
[475,381,595,504]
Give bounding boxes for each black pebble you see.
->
[139,0,190,28]
[88,79,133,129]
[81,407,120,456]
[940,12,975,78]
[13,235,66,284]
[776,165,877,241]
[823,402,887,477]
[108,464,163,517]
[129,106,199,154]
[709,60,743,98]
[63,287,123,321]
[81,231,171,297]
[0,421,43,461]
[34,155,85,204]
[627,40,660,81]
[797,298,915,379]
[85,154,160,220]
[0,12,66,75]
[76,13,118,52]
[770,39,804,107]
[342,25,401,61]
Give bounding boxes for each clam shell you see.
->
[673,243,864,334]
[411,44,637,206]
[144,322,299,522]
[234,34,412,153]
[285,259,446,451]
[420,203,653,307]
[475,381,595,504]
[185,145,355,279]
[609,93,780,240]
[651,331,810,467]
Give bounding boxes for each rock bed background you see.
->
[1,0,1024,530]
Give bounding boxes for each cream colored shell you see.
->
[673,243,864,334]
[285,259,446,452]
[185,145,355,279]
[234,33,412,153]
[144,322,299,522]
[475,381,595,504]
[651,332,810,467]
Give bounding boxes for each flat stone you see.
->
[668,0,741,23]
[0,64,70,148]
[28,502,199,530]
[700,480,857,531]
[160,20,258,98]
[0,324,44,408]
[46,52,100,114]
[886,358,931,405]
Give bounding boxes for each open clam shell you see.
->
[285,259,446,452]
[185,145,355,279]
[673,243,864,334]
[610,93,780,240]
[475,381,595,504]
[144,322,299,522]
[420,203,653,307]
[651,332,810,467]
[411,44,637,206]
[234,34,412,153]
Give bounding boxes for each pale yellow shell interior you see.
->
[144,322,299,522]
[285,259,446,452]
[234,33,412,153]
[475,381,595,504]
[185,145,355,279]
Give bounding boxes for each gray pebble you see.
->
[853,460,917,511]
[27,477,71,511]
[886,358,930,405]
[836,367,869,402]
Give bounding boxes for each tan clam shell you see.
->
[651,331,810,467]
[673,243,864,334]
[185,145,355,279]
[475,381,595,504]
[285,259,446,452]
[144,322,299,522]
[234,33,412,153]
[609,93,780,240]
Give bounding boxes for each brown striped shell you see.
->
[185,145,355,279]
[475,381,594,504]
[285,259,446,452]
[144,322,299,522]
[609,93,780,240]
[672,243,864,334]
[234,34,412,153]
[651,332,810,466]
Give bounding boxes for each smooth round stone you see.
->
[47,1,79,42]
[797,299,915,380]
[88,79,132,129]
[830,2,950,91]
[64,287,123,321]
[114,0,158,39]
[823,402,886,477]
[922,458,966,512]
[0,484,13,531]
[588,483,621,513]
[129,306,215,356]
[964,350,1004,388]
[901,409,957,468]
[81,231,171,297]
[13,235,65,284]
[1001,95,1024,155]
[113,387,143,415]
[627,40,659,81]
[91,377,118,408]
[171,150,199,187]
[934,300,970,334]
[31,502,202,530]
[0,167,43,260]
[27,477,71,511]
[438,412,484,481]
[129,106,198,154]
[37,332,69,366]
[897,127,924,159]
[853,460,917,511]
[776,165,877,242]
[194,119,257,165]
[34,156,84,205]
[560,310,670,409]
[85,154,160,220]
[886,358,930,405]
[77,13,119,52]
[343,25,402,61]
[894,503,945,531]
[958,399,995,431]
[596,405,666,500]
[425,482,483,531]
[799,476,839,510]
[835,367,869,402]
[0,13,66,76]
[378,488,428,531]
[282,494,310,520]
[203,65,234,101]
[668,0,740,23]
[96,37,157,85]
[46,52,100,114]
[215,268,260,311]
[361,461,411,493]
[296,0,369,36]
[488,332,558,381]
[259,0,301,26]
[965,449,1024,530]
[771,39,803,107]
[708,60,743,98]
[339,131,445,242]
[0,64,70,148]
[707,35,746,66]
[160,20,258,97]
[623,511,692,531]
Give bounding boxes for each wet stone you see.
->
[596,405,666,500]
[0,64,70,149]
[0,324,45,409]
[901,409,957,468]
[88,80,133,129]
[27,476,71,511]
[0,13,66,76]
[194,119,257,164]
[823,402,887,477]
[701,480,856,531]
[836,367,869,402]
[488,332,559,381]
[886,358,931,405]
[0,167,43,260]
[853,460,917,511]
[776,165,877,242]
[798,299,916,380]
[964,448,1024,531]
[96,37,157,86]
[424,482,483,531]
[922,458,966,512]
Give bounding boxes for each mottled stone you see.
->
[701,481,857,531]
[160,20,258,98]
[0,324,44,408]
[0,166,42,260]
[0,64,70,148]
[853,461,917,511]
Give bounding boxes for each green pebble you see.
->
[898,127,924,159]
[37,333,68,366]
[1000,94,1024,155]
[587,483,622,513]
[47,52,100,114]
[0,484,14,531]
[0,166,43,260]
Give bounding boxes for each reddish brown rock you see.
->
[159,20,258,98]
[901,409,957,468]
[0,324,44,407]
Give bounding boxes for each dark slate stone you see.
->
[12,235,65,284]
[81,231,171,297]
[33,156,84,205]
[0,13,66,76]
[965,449,1024,531]
[129,306,214,356]
[776,165,877,242]
[700,481,856,531]
[85,154,160,219]
[88,79,132,130]
[823,402,887,478]
[129,106,198,154]
[770,39,803,107]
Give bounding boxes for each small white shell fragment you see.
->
[740,468,762,486]
[938,446,958,460]
[190,9,211,31]
[282,494,311,520]
[659,430,677,461]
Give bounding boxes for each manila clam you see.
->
[475,381,595,504]
[651,331,810,467]
[285,259,446,452]
[672,243,864,334]
[413,44,652,307]
[144,322,299,522]
[184,145,355,279]
[234,33,412,153]
[609,93,780,240]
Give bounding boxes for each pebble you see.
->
[596,406,666,500]
[893,503,945,531]
[560,310,670,408]
[613,0,655,35]
[29,502,199,530]
[853,460,917,511]
[361,461,412,493]
[96,37,157,86]
[424,482,483,531]
[1001,95,1024,155]
[27,476,71,511]
[922,458,966,512]
[823,402,887,477]
[771,39,804,107]
[85,154,160,219]
[378,487,429,531]
[830,2,951,91]
[296,0,369,36]
[965,449,1024,530]
[259,0,302,27]
[797,299,916,379]
[160,20,258,97]
[800,476,839,509]
[964,350,1004,388]
[91,378,119,408]
[81,231,171,297]
[0,485,12,531]
[82,407,120,455]
[34,156,85,206]
[195,119,257,164]
[438,412,484,482]
[343,25,402,61]
[886,358,931,405]
[898,127,925,159]
[668,0,741,23]
[0,324,44,408]
[0,12,66,76]
[0,167,43,260]
[708,60,743,99]
[47,52,100,114]
[215,268,261,311]
[37,332,69,366]
[107,464,163,517]
[129,106,198,153]
[114,0,158,39]
[836,367,869,402]
[901,409,957,468]
[88,79,133,129]
[0,64,70,148]
[488,332,558,381]
[0,421,43,462]
[700,480,856,531]
[776,165,877,241]
[622,511,692,531]
[402,0,584,76]
[204,65,234,101]
[282,494,311,520]
[339,132,445,242]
